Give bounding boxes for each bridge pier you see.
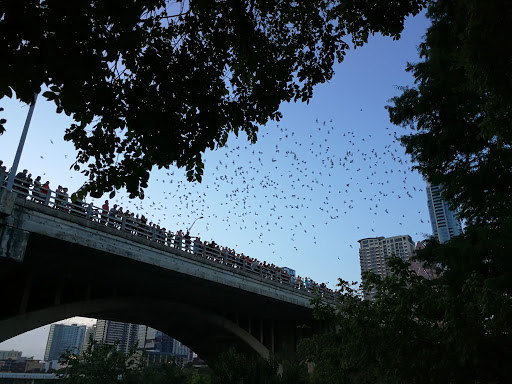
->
[0,189,16,216]
[19,274,33,315]
[0,189,30,262]
[0,226,29,262]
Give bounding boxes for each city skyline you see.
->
[0,318,195,363]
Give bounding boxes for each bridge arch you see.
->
[0,296,271,365]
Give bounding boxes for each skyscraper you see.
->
[44,324,86,361]
[80,325,96,355]
[94,320,139,354]
[426,183,462,243]
[138,325,194,363]
[358,235,416,279]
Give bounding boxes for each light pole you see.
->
[6,93,38,191]
[187,216,204,234]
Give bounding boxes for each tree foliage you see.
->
[301,249,512,384]
[298,1,512,382]
[211,348,308,384]
[1,0,426,198]
[387,0,512,226]
[59,338,213,384]
[59,339,143,384]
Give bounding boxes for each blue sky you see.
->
[0,12,432,359]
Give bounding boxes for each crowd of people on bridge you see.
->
[0,162,336,298]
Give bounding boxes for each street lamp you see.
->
[6,93,38,191]
[187,216,204,234]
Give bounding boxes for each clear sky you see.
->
[0,12,432,359]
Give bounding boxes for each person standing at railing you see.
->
[40,181,50,202]
[126,212,137,235]
[160,226,167,243]
[139,215,148,238]
[24,173,33,196]
[193,236,203,256]
[123,210,131,232]
[32,176,42,201]
[61,187,69,211]
[13,169,28,196]
[101,200,109,225]
[282,269,289,284]
[165,229,173,246]
[156,225,165,243]
[117,206,124,223]
[108,204,118,227]
[184,231,191,252]
[319,282,327,296]
[174,229,183,249]
[55,185,65,210]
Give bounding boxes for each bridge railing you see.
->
[1,176,338,300]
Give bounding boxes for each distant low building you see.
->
[0,351,21,360]
[44,359,64,372]
[0,356,44,373]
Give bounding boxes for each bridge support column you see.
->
[0,226,29,262]
[259,319,264,344]
[0,189,16,217]
[269,319,275,353]
[19,274,33,314]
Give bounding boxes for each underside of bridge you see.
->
[0,197,324,366]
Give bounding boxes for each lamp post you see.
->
[6,93,38,191]
[187,216,204,234]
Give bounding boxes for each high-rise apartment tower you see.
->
[80,325,97,355]
[358,235,416,279]
[94,320,139,354]
[426,183,462,243]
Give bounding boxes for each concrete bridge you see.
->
[0,189,331,365]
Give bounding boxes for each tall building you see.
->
[80,325,97,355]
[137,325,157,351]
[358,235,416,279]
[138,325,194,364]
[44,324,86,361]
[426,183,462,243]
[94,320,139,354]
